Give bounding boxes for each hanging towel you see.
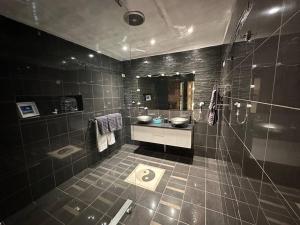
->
[115,113,123,130]
[95,120,108,152]
[107,114,117,132]
[107,132,115,145]
[208,87,218,126]
[95,116,109,135]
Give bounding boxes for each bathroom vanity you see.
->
[131,123,193,149]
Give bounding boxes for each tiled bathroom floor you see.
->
[4,144,299,225]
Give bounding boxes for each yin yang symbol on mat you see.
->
[137,169,155,182]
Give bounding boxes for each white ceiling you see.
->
[0,0,236,60]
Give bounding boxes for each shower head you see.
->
[124,11,145,26]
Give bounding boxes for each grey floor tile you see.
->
[184,187,205,207]
[151,213,178,225]
[77,185,103,204]
[70,206,103,225]
[137,190,162,210]
[179,202,205,225]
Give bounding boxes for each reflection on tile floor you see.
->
[4,144,300,225]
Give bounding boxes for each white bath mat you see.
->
[124,163,165,191]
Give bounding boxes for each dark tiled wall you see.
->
[0,16,124,219]
[123,46,223,156]
[219,0,300,223]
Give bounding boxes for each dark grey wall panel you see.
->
[0,16,124,219]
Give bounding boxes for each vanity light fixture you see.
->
[187,25,194,34]
[222,61,226,67]
[267,6,281,15]
[88,54,94,58]
[150,38,156,45]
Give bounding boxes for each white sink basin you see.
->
[136,115,153,123]
[170,117,189,127]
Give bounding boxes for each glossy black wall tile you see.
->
[220,0,300,223]
[0,16,124,220]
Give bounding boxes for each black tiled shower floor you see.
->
[4,144,299,225]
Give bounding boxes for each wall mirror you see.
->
[137,73,195,110]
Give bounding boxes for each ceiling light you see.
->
[144,60,149,64]
[62,60,66,64]
[176,72,179,75]
[148,74,152,77]
[161,73,165,76]
[121,73,126,78]
[187,26,194,34]
[137,88,140,92]
[70,56,76,60]
[252,64,257,68]
[250,84,255,89]
[122,45,128,51]
[88,54,94,58]
[267,7,281,15]
[192,70,196,74]
[136,75,140,78]
[150,38,156,45]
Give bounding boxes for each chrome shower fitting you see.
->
[234,102,252,124]
[193,102,205,122]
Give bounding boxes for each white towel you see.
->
[95,121,108,152]
[107,132,115,145]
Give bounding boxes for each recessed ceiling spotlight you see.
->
[150,38,156,45]
[122,45,128,51]
[62,60,66,64]
[192,70,196,74]
[176,72,180,75]
[70,56,76,60]
[187,25,194,34]
[267,7,281,15]
[88,54,94,58]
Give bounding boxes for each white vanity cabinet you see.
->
[131,125,192,148]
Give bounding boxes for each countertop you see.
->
[131,122,193,130]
